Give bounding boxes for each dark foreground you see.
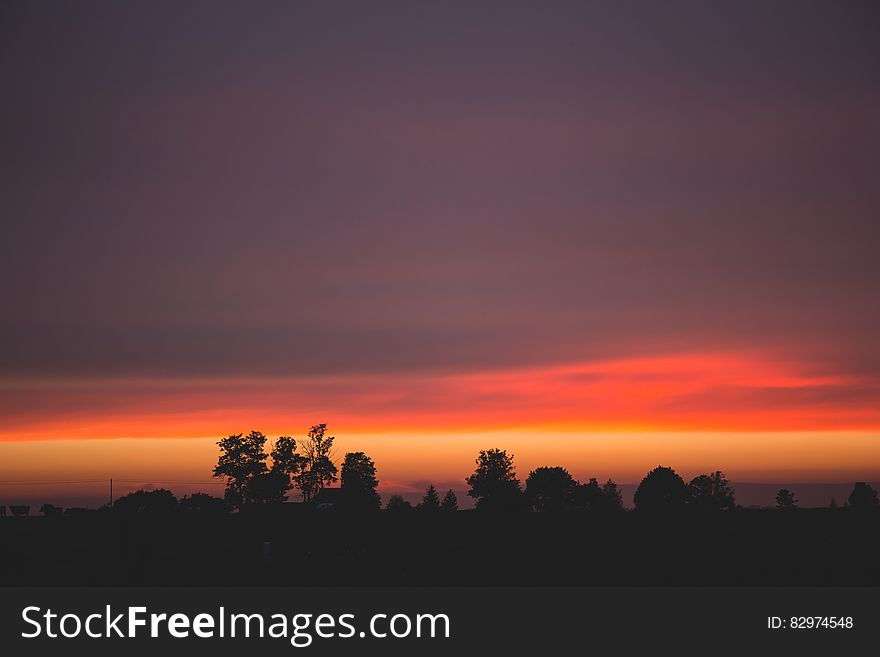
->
[2,509,878,586]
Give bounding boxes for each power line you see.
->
[0,479,225,486]
[0,480,107,485]
[113,480,224,484]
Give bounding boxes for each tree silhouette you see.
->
[601,479,624,510]
[688,471,736,511]
[441,489,459,512]
[775,488,798,510]
[243,470,291,504]
[39,503,63,517]
[385,494,413,512]
[294,424,338,503]
[466,448,523,511]
[573,477,603,511]
[847,482,879,511]
[179,493,230,514]
[633,466,688,512]
[270,435,308,484]
[213,431,270,505]
[573,477,622,512]
[525,466,577,511]
[113,488,178,513]
[341,451,381,511]
[418,485,441,512]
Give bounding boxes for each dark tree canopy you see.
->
[270,436,308,480]
[573,477,623,512]
[633,466,688,512]
[39,503,63,517]
[601,479,624,510]
[441,489,459,512]
[213,426,338,506]
[213,431,270,505]
[466,448,523,511]
[179,493,230,514]
[243,470,291,504]
[385,494,413,512]
[525,466,577,511]
[572,477,602,511]
[418,484,441,512]
[847,482,879,510]
[294,424,339,503]
[113,488,178,514]
[341,451,381,511]
[688,471,736,511]
[775,488,798,510]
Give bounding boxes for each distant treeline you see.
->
[3,425,879,516]
[206,426,880,514]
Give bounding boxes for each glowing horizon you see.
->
[2,351,879,498]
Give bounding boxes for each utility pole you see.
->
[109,478,113,508]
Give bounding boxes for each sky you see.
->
[2,1,880,507]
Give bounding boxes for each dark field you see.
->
[2,509,879,586]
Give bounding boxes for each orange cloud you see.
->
[1,351,878,443]
[2,352,880,504]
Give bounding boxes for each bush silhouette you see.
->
[113,489,178,514]
[634,466,688,512]
[847,482,879,511]
[775,489,797,510]
[179,493,230,514]
[39,503,64,517]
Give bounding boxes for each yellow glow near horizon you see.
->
[2,431,878,500]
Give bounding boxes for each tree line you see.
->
[9,424,878,516]
[202,427,880,514]
[210,425,457,512]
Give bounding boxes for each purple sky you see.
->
[3,1,879,382]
